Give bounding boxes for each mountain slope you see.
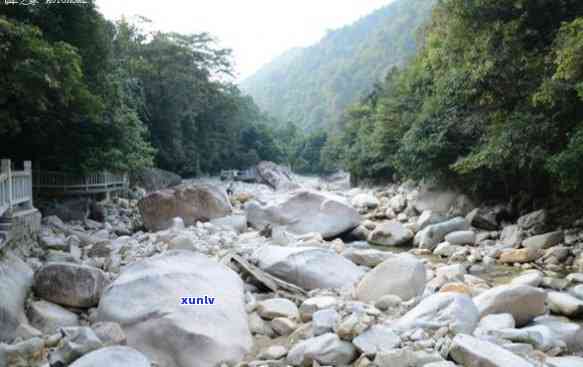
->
[241,0,436,130]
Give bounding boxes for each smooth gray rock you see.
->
[352,325,401,356]
[546,356,583,367]
[258,345,288,360]
[299,296,337,321]
[367,221,413,246]
[524,315,583,352]
[287,333,357,366]
[444,230,476,245]
[257,298,299,320]
[548,291,583,317]
[511,270,544,287]
[69,346,151,367]
[312,309,338,336]
[417,210,447,231]
[414,217,468,250]
[473,285,546,326]
[27,300,80,334]
[394,292,479,335]
[271,317,297,336]
[474,314,515,336]
[0,251,33,342]
[246,190,360,238]
[374,348,444,367]
[570,284,583,300]
[356,254,426,302]
[256,161,301,191]
[449,334,533,367]
[97,251,252,367]
[33,262,106,308]
[434,242,464,258]
[522,231,564,251]
[255,246,364,290]
[343,248,393,267]
[248,312,274,336]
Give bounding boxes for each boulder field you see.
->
[3,171,583,366]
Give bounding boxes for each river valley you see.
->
[1,163,583,367]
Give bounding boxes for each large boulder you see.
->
[367,221,413,247]
[394,292,480,335]
[33,263,106,308]
[356,254,426,302]
[0,251,33,342]
[97,251,251,367]
[449,334,533,367]
[517,209,548,235]
[473,285,546,326]
[245,190,360,238]
[255,246,364,290]
[69,346,151,367]
[256,161,301,191]
[138,183,232,231]
[130,167,182,192]
[412,183,475,216]
[414,217,468,250]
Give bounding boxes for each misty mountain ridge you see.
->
[241,0,437,130]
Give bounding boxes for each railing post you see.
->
[24,161,33,209]
[1,159,12,213]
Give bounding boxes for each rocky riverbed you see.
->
[2,165,583,367]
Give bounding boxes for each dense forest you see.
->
[242,0,436,131]
[0,1,300,176]
[324,0,583,202]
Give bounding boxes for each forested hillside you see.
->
[0,2,284,176]
[241,0,436,131]
[324,0,583,203]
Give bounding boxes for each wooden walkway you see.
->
[1,158,129,219]
[33,170,129,196]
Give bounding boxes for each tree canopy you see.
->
[0,2,285,176]
[324,0,583,200]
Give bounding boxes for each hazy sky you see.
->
[96,0,392,81]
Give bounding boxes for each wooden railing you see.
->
[0,160,33,218]
[33,170,128,195]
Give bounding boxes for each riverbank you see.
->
[1,166,583,367]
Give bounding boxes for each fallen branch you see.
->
[222,252,307,301]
